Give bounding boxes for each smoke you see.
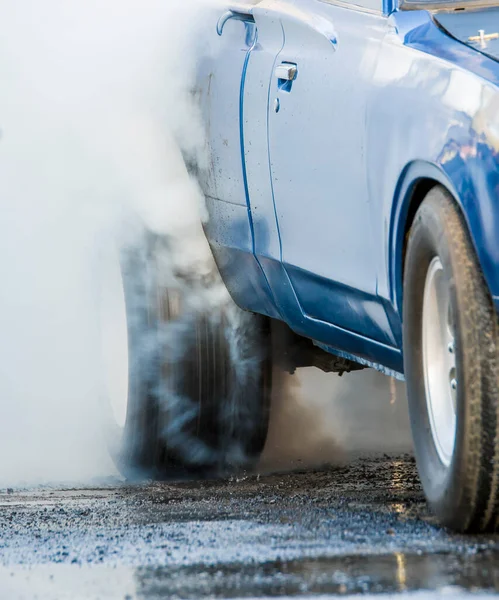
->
[0,0,227,486]
[260,369,412,473]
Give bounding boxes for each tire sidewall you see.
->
[403,191,470,518]
[111,234,272,478]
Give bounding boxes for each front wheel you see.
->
[403,185,499,532]
[99,233,272,479]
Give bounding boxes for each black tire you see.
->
[403,185,499,532]
[109,233,272,480]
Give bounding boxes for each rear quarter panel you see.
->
[368,10,499,345]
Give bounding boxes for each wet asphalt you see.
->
[1,370,498,599]
[0,454,498,599]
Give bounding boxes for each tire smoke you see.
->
[260,369,412,473]
[0,0,228,486]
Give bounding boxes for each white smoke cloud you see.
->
[0,0,225,486]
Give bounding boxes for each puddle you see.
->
[135,551,499,597]
[1,551,498,599]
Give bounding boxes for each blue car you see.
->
[201,0,499,530]
[112,0,499,532]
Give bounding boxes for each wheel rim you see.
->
[98,246,129,430]
[422,256,457,467]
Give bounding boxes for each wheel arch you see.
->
[389,161,465,320]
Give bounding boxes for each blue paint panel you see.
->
[196,11,284,320]
[243,11,285,266]
[385,0,397,14]
[204,197,282,319]
[258,255,404,373]
[201,2,499,375]
[264,0,396,347]
[285,265,397,346]
[196,19,256,207]
[369,10,499,331]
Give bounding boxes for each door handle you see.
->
[217,4,255,36]
[275,63,298,82]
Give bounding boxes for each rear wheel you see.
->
[403,185,499,532]
[99,233,272,479]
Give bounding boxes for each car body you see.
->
[196,0,499,379]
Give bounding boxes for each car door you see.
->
[195,10,287,319]
[255,0,394,345]
[196,15,256,208]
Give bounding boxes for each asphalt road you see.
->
[0,370,497,599]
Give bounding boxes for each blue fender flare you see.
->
[389,161,463,320]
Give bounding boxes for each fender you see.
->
[389,160,459,318]
[390,148,499,324]
[381,12,499,326]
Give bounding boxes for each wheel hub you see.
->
[422,257,457,467]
